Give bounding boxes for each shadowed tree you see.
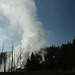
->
[25,52,42,71]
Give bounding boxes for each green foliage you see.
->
[0,38,75,72]
[25,38,75,71]
[25,52,42,71]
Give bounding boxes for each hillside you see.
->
[0,38,75,73]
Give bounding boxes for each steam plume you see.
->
[0,0,45,71]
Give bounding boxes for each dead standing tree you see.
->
[8,52,11,72]
[15,48,24,72]
[0,43,7,72]
[11,44,14,72]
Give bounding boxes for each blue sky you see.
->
[35,0,75,46]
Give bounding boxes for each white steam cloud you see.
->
[0,0,45,72]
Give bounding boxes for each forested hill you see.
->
[0,38,75,72]
[25,38,75,71]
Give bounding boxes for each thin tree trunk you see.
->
[4,52,6,72]
[15,48,23,71]
[9,52,10,72]
[14,50,16,71]
[20,47,21,69]
[11,44,13,72]
[2,43,5,72]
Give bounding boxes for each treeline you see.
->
[25,38,75,71]
[0,38,75,72]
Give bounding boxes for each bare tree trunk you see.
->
[2,43,4,52]
[11,44,13,72]
[4,53,6,72]
[14,50,16,71]
[20,47,21,69]
[15,48,23,71]
[0,43,4,68]
[2,43,5,72]
[9,52,10,72]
